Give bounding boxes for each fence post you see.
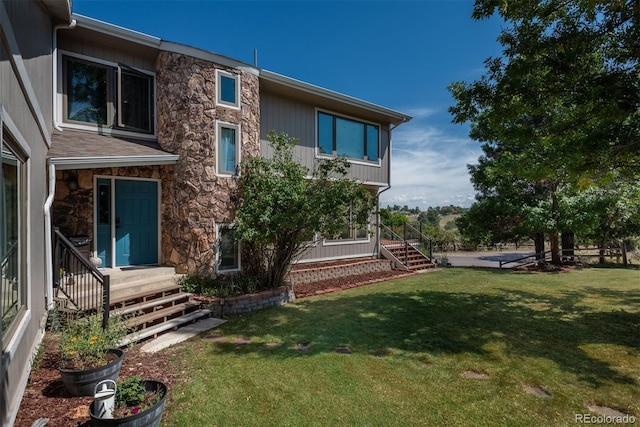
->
[102,275,110,330]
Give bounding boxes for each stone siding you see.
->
[198,286,295,317]
[286,259,395,286]
[156,51,260,275]
[52,165,175,257]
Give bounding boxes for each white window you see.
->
[1,130,25,338]
[325,207,370,245]
[216,121,241,176]
[216,224,240,273]
[215,70,240,110]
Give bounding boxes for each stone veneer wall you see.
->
[52,165,175,256]
[197,286,295,317]
[156,51,260,275]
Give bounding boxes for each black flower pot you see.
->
[59,348,124,396]
[90,380,168,427]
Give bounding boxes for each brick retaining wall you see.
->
[286,259,395,286]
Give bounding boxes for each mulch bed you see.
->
[294,269,415,298]
[14,336,184,427]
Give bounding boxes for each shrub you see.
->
[59,311,128,370]
[178,273,262,297]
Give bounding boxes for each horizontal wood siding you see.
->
[2,0,54,140]
[260,91,390,185]
[58,34,156,71]
[298,239,378,263]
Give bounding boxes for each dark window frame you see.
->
[62,55,154,134]
[1,126,27,340]
[316,110,381,164]
[217,224,241,273]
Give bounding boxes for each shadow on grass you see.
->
[206,275,639,387]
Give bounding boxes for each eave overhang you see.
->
[49,155,179,170]
[260,70,412,127]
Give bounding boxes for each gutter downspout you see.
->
[376,120,405,257]
[47,19,75,307]
[44,160,56,309]
[52,19,77,131]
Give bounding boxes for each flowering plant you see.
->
[59,312,128,370]
[112,376,162,418]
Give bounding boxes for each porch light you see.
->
[68,178,78,191]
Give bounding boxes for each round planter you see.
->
[90,380,168,427]
[59,348,124,397]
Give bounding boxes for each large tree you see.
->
[449,0,639,263]
[233,132,374,288]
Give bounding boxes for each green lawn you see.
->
[162,268,639,427]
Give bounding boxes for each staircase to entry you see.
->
[380,224,435,271]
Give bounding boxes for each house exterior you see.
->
[47,14,411,276]
[1,1,410,424]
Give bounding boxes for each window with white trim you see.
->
[216,69,240,109]
[317,110,380,163]
[326,207,370,243]
[63,55,154,133]
[216,122,241,176]
[216,224,240,273]
[1,132,25,337]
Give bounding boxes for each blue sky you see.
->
[73,0,504,209]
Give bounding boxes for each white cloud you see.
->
[382,115,481,209]
[403,107,439,119]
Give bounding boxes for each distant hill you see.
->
[440,214,461,230]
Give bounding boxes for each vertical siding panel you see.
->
[260,90,390,185]
[57,36,155,72]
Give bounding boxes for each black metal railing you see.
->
[499,246,630,268]
[499,250,552,268]
[381,224,434,267]
[380,224,411,266]
[53,228,110,329]
[1,240,19,327]
[403,223,434,261]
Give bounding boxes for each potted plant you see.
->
[90,375,168,427]
[58,311,128,396]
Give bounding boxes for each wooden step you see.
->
[118,308,214,347]
[126,301,201,329]
[409,262,435,270]
[109,284,182,307]
[111,292,192,317]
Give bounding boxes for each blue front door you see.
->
[114,180,158,266]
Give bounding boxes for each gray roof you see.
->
[48,129,179,170]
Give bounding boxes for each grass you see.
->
[439,213,461,228]
[162,268,640,426]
